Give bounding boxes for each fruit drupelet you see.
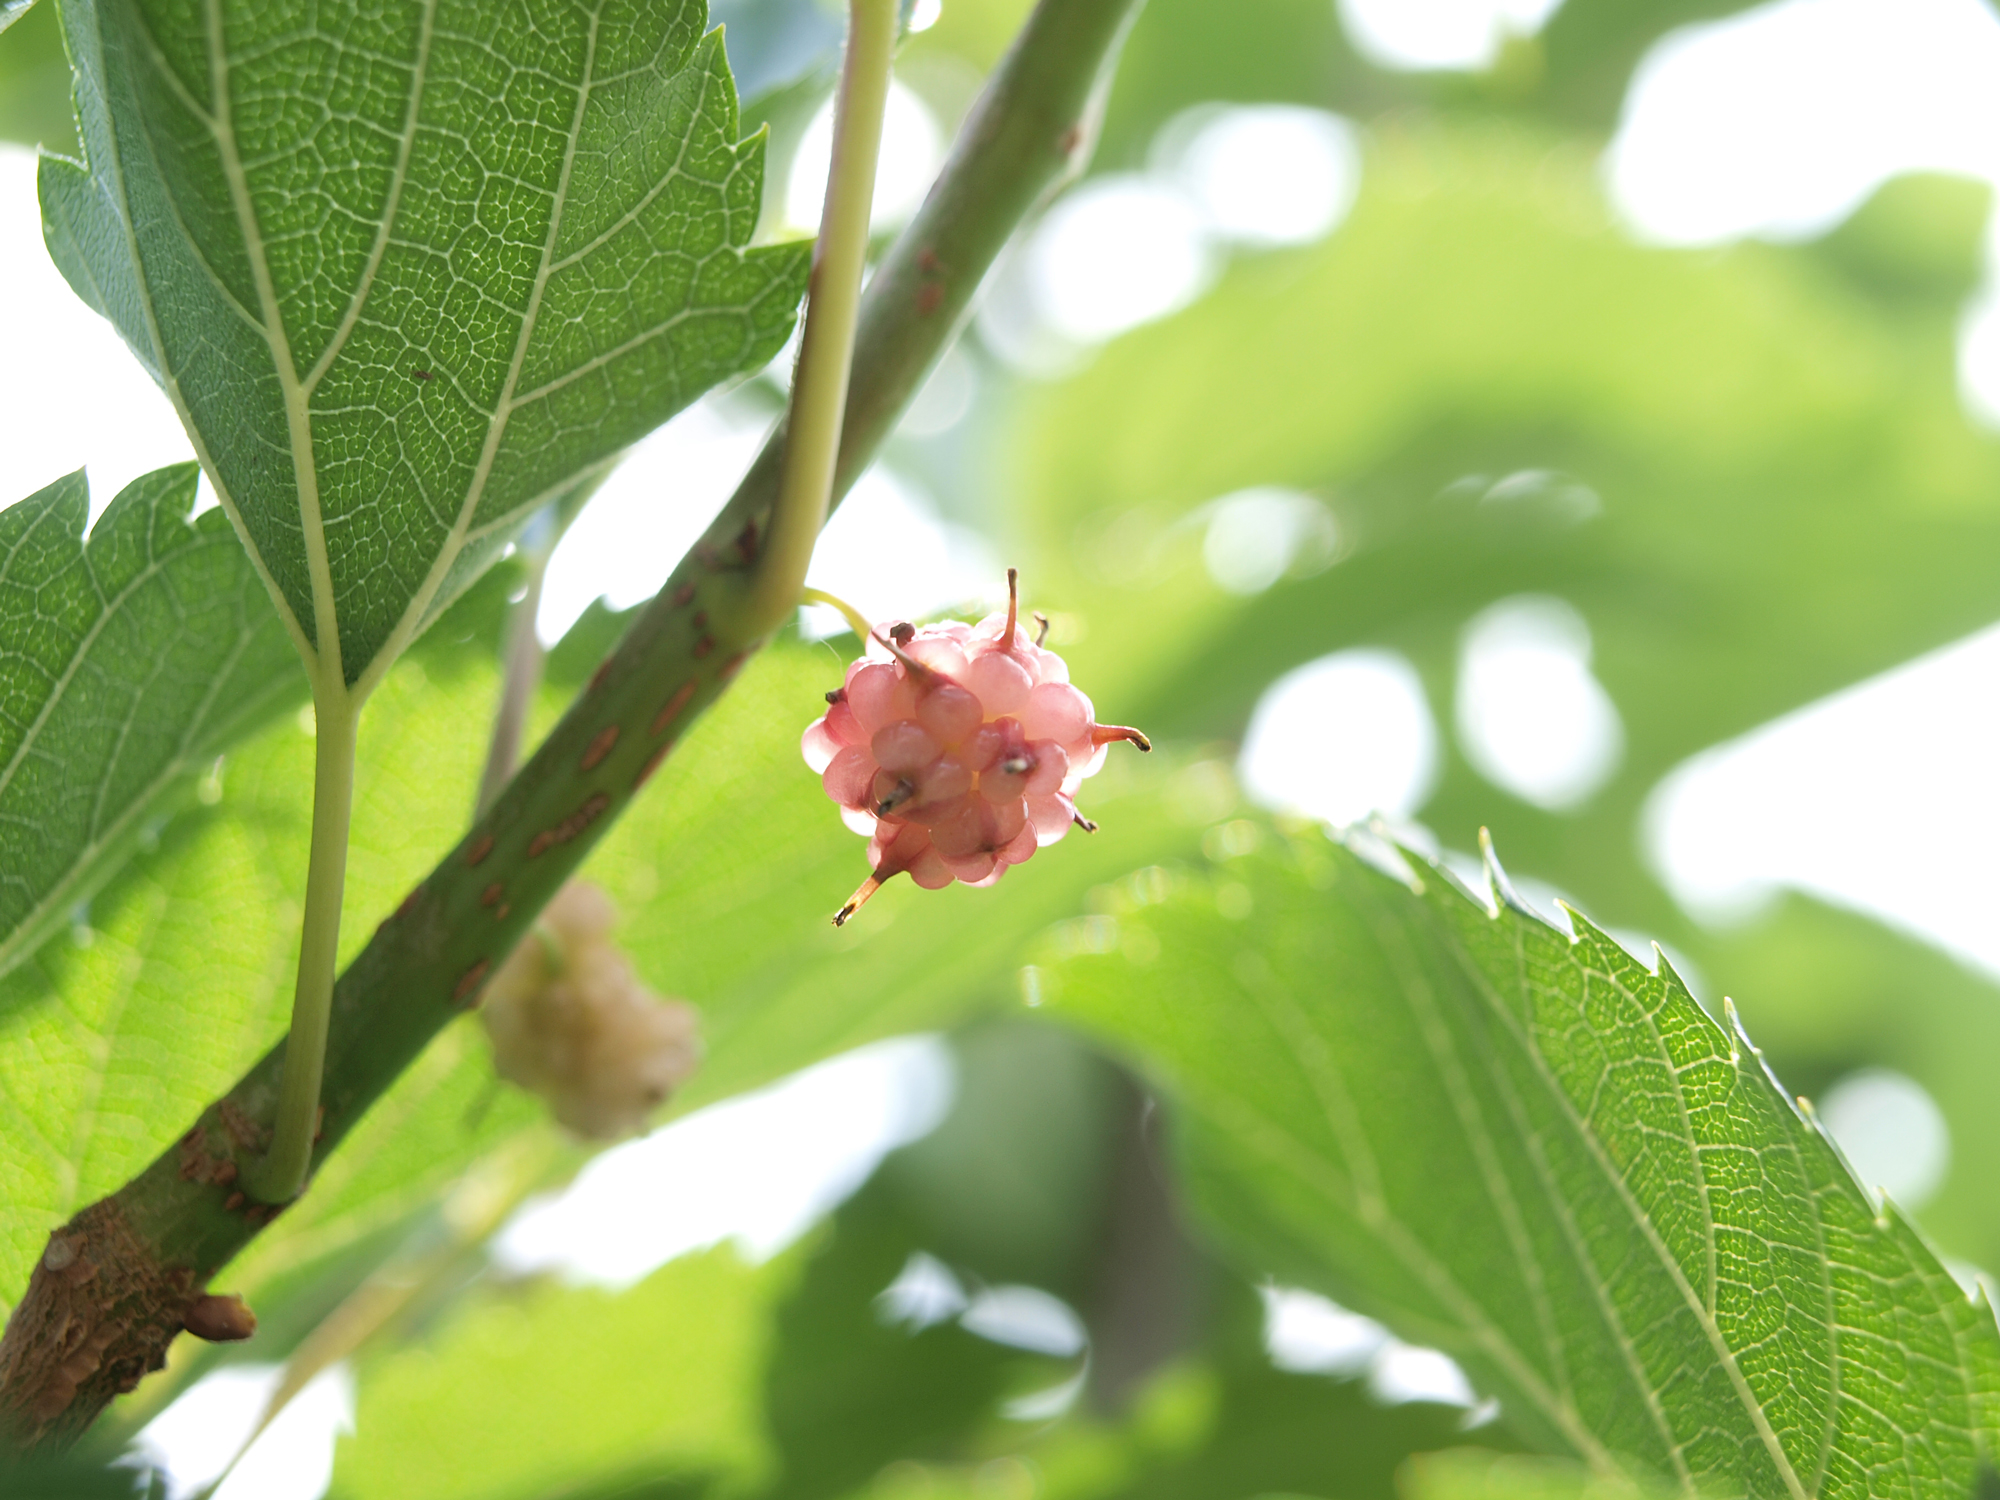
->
[802,572,1150,924]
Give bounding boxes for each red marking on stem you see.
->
[670,580,698,610]
[223,1192,245,1213]
[691,610,708,631]
[526,792,611,857]
[395,885,423,921]
[244,1205,273,1229]
[495,902,511,921]
[219,1102,264,1153]
[580,724,620,771]
[693,633,715,659]
[917,246,942,274]
[916,282,944,316]
[213,1160,237,1187]
[479,882,503,908]
[453,958,490,1005]
[634,740,675,789]
[1057,123,1083,157]
[588,658,614,694]
[651,680,696,736]
[717,651,746,683]
[734,518,759,563]
[465,833,495,867]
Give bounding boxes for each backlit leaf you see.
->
[1043,833,2000,1496]
[41,0,808,689]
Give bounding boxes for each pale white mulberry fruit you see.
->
[802,571,1149,924]
[481,882,702,1140]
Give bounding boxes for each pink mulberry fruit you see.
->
[802,570,1150,925]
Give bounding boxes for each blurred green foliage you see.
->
[9,0,2000,1493]
[0,0,74,155]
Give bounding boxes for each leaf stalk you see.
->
[244,680,358,1203]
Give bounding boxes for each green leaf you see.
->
[0,1444,165,1498]
[0,614,522,1315]
[331,1243,785,1500]
[0,0,40,36]
[0,0,72,157]
[1040,834,2000,1496]
[761,1176,1056,1499]
[0,464,298,980]
[1063,1278,1479,1500]
[1401,1448,1672,1500]
[42,0,809,689]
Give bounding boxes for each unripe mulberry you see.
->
[803,571,1150,924]
[481,882,702,1140]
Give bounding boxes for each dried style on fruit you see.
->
[480,883,702,1140]
[803,572,1150,924]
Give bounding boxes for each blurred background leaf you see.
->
[0,0,73,156]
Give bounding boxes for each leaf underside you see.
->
[41,0,809,688]
[0,464,298,980]
[1044,835,2000,1499]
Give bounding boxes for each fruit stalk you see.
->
[735,0,900,640]
[0,0,1148,1447]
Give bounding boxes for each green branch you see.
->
[0,0,1146,1448]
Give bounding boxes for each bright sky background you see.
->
[9,0,2000,1488]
